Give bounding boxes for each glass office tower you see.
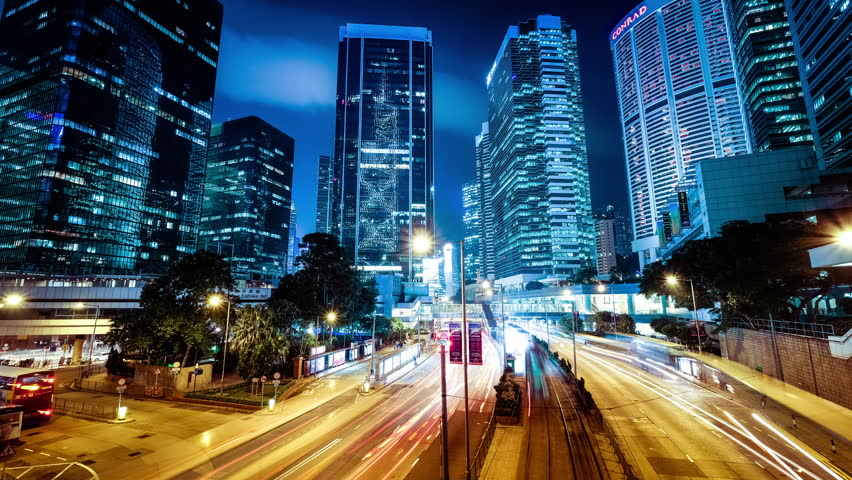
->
[315,155,333,234]
[474,122,495,279]
[0,0,222,275]
[784,0,851,169]
[199,117,294,282]
[610,0,750,266]
[462,180,482,280]
[724,0,812,152]
[333,24,434,278]
[486,15,595,278]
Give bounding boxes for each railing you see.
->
[732,318,835,339]
[79,379,174,399]
[54,397,115,420]
[470,410,497,479]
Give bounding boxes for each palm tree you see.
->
[230,306,289,380]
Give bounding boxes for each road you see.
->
[173,337,501,480]
[522,322,850,480]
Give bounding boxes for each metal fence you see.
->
[470,410,497,480]
[79,379,174,399]
[732,318,835,339]
[54,397,115,420]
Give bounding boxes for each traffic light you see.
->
[211,345,220,353]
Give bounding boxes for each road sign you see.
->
[273,372,281,380]
[252,378,259,383]
[116,386,127,394]
[117,378,126,386]
[0,443,15,457]
[260,375,267,383]
[468,322,483,366]
[172,361,181,369]
[272,379,280,387]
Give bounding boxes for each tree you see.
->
[640,220,842,329]
[572,267,597,285]
[609,254,640,283]
[389,317,406,344]
[525,281,545,291]
[592,311,614,336]
[269,233,377,354]
[615,313,636,334]
[229,306,289,380]
[108,250,234,366]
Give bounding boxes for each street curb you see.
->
[54,411,135,424]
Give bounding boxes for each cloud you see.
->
[433,71,487,134]
[216,28,337,109]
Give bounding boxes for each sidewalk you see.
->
[11,353,381,480]
[479,425,524,480]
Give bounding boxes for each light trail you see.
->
[274,438,342,479]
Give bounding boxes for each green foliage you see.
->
[615,313,636,334]
[230,306,289,380]
[107,251,234,365]
[592,311,615,336]
[105,348,131,377]
[493,371,521,416]
[650,317,700,346]
[525,281,545,291]
[572,267,598,285]
[609,254,640,283]
[639,220,850,329]
[269,233,377,357]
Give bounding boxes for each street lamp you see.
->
[73,303,101,370]
[665,275,702,356]
[836,230,852,247]
[208,293,232,394]
[326,311,337,343]
[414,233,470,480]
[1,294,24,307]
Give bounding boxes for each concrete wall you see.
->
[721,327,852,409]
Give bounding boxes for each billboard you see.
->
[449,322,462,364]
[468,322,483,365]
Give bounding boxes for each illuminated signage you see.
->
[610,4,649,42]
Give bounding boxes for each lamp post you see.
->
[326,311,337,346]
[414,234,470,479]
[208,294,232,395]
[665,276,702,357]
[73,303,101,370]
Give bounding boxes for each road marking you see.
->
[276,438,342,479]
[56,457,67,461]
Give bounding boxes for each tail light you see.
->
[36,409,52,416]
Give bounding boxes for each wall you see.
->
[721,327,852,409]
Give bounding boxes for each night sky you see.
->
[0,0,640,241]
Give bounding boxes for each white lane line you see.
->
[275,438,342,479]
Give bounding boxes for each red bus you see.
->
[0,367,55,424]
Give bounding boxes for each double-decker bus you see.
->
[0,367,55,424]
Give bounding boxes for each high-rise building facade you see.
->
[784,0,851,169]
[462,180,482,280]
[723,0,812,152]
[474,122,495,279]
[594,218,617,276]
[0,0,223,276]
[610,0,750,266]
[199,117,294,282]
[332,24,434,278]
[315,155,333,234]
[286,205,298,274]
[486,15,595,279]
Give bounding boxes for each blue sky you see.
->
[0,0,638,241]
[212,0,639,241]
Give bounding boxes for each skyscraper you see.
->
[486,15,595,279]
[315,155,333,234]
[784,0,851,169]
[610,0,750,266]
[0,0,223,276]
[723,0,812,152]
[332,24,434,278]
[475,122,495,279]
[199,117,294,282]
[594,218,617,276]
[462,180,482,280]
[287,205,298,274]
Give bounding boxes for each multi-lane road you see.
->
[173,337,501,480]
[523,322,850,480]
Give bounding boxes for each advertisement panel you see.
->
[468,322,483,365]
[448,322,462,364]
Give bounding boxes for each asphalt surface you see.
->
[173,339,502,480]
[526,322,851,480]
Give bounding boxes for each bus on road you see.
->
[0,367,55,424]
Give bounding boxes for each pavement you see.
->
[6,348,397,479]
[530,325,851,480]
[479,425,524,480]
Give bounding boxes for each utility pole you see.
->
[459,241,470,480]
